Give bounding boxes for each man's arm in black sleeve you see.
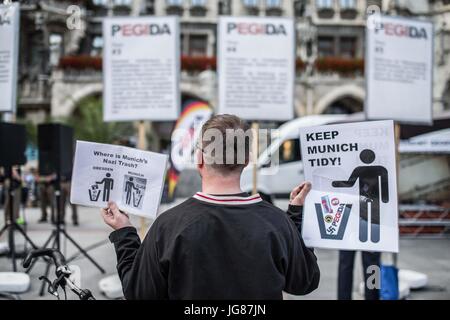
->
[286,204,303,234]
[109,225,168,300]
[284,205,320,295]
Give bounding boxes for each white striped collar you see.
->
[193,192,263,205]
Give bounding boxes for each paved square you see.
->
[1,199,448,300]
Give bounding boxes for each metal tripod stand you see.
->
[0,166,39,271]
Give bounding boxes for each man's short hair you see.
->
[200,114,252,175]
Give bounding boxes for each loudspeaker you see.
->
[0,122,27,167]
[38,124,74,177]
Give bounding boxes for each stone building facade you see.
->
[13,0,450,124]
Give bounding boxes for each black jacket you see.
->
[109,192,320,300]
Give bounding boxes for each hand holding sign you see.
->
[289,181,312,207]
[101,201,132,231]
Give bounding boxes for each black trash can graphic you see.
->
[88,184,101,202]
[315,196,352,240]
[132,189,143,208]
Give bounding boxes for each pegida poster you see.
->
[102,16,180,122]
[366,15,433,124]
[218,16,295,121]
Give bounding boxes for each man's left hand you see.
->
[289,182,312,206]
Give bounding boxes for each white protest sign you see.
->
[71,141,168,219]
[299,120,399,253]
[103,16,180,122]
[218,16,295,121]
[0,2,20,113]
[366,15,433,124]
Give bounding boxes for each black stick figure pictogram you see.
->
[125,177,138,205]
[332,149,389,243]
[96,173,114,202]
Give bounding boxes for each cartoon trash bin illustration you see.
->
[89,184,101,202]
[132,189,143,208]
[315,195,352,241]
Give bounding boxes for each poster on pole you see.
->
[0,2,20,113]
[70,141,168,219]
[218,16,295,121]
[366,15,434,124]
[103,16,180,122]
[299,120,399,253]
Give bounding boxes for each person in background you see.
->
[1,166,23,223]
[0,168,5,208]
[37,173,56,224]
[24,168,37,207]
[101,114,320,300]
[61,173,79,226]
[338,250,381,300]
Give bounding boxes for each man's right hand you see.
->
[101,201,133,231]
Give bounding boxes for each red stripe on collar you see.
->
[193,192,262,205]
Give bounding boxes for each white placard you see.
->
[366,15,434,124]
[218,16,295,121]
[0,2,20,113]
[103,16,180,122]
[71,141,168,219]
[299,120,399,253]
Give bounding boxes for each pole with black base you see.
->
[0,166,39,271]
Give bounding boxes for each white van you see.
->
[240,114,348,202]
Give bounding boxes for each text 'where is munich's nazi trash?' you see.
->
[70,141,168,219]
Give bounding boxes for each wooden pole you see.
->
[137,120,147,239]
[251,122,259,195]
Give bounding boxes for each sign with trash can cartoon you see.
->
[299,120,399,253]
[71,141,168,219]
